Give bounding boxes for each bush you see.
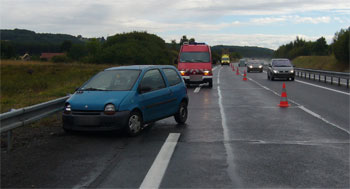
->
[51,55,71,63]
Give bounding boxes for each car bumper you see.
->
[182,75,212,84]
[247,68,263,72]
[62,110,130,131]
[271,73,295,78]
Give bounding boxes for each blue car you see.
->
[62,65,188,136]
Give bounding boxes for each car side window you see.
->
[140,69,166,92]
[163,68,181,86]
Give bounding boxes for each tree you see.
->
[180,35,188,45]
[0,40,16,59]
[332,27,349,64]
[189,38,195,43]
[61,40,72,52]
[312,37,328,55]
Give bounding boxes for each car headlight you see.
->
[249,65,253,68]
[259,65,263,68]
[104,104,116,115]
[64,103,71,114]
[273,70,278,73]
[290,70,294,73]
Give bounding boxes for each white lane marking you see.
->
[299,106,350,135]
[213,66,218,71]
[295,79,350,96]
[263,70,349,95]
[248,77,350,134]
[194,87,201,93]
[217,68,241,186]
[139,133,180,189]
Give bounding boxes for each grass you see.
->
[0,60,113,113]
[292,55,350,72]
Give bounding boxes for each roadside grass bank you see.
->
[292,55,350,72]
[1,60,112,113]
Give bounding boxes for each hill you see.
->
[292,56,349,72]
[211,45,274,58]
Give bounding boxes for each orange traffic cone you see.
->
[236,68,240,75]
[279,83,289,107]
[243,70,247,81]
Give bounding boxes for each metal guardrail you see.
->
[0,96,70,151]
[295,68,350,88]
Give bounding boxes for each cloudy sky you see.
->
[1,0,349,49]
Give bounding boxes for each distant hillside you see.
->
[1,29,82,44]
[1,29,86,55]
[211,45,274,58]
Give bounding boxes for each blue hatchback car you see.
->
[62,65,188,136]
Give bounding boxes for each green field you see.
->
[0,60,112,113]
[292,56,349,72]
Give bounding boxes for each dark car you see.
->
[247,61,263,72]
[62,65,189,136]
[267,59,295,81]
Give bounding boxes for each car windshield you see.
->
[179,52,210,63]
[222,57,229,61]
[80,70,141,91]
[272,60,292,67]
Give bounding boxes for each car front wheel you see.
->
[125,111,142,136]
[174,102,188,124]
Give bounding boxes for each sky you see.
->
[1,0,349,49]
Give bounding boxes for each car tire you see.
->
[271,76,274,81]
[208,79,213,88]
[125,111,143,136]
[174,102,188,124]
[291,77,295,81]
[267,74,270,80]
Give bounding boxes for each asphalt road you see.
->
[1,64,349,188]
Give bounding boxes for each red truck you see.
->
[177,42,213,88]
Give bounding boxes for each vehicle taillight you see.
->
[180,71,186,76]
[204,70,212,76]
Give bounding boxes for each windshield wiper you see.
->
[81,87,105,91]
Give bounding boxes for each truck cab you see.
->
[177,42,213,88]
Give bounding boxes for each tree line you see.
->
[274,27,349,64]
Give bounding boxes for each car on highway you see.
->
[177,42,213,88]
[238,59,246,67]
[267,59,295,81]
[247,60,263,72]
[62,65,189,136]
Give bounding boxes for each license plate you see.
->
[75,117,99,126]
[190,75,202,81]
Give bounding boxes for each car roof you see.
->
[105,65,176,71]
[271,58,290,61]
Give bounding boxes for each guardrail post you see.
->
[324,75,327,83]
[347,79,349,88]
[338,78,340,86]
[331,76,333,85]
[319,74,321,82]
[313,73,315,80]
[7,130,12,151]
[309,73,311,80]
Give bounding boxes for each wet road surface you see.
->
[1,64,349,188]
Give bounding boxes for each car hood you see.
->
[272,66,293,71]
[67,91,130,111]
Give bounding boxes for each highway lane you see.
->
[1,65,349,188]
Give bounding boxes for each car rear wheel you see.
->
[174,102,188,124]
[126,111,142,136]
